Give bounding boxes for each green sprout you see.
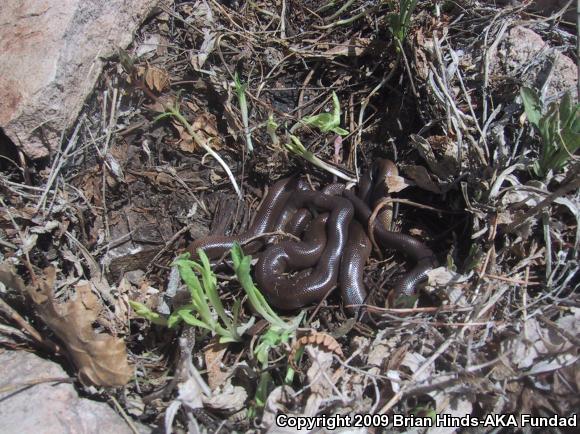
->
[285,135,356,182]
[129,301,168,326]
[266,113,280,146]
[233,72,254,153]
[388,0,419,45]
[154,97,242,199]
[521,87,579,178]
[130,250,254,343]
[301,92,349,136]
[132,244,304,415]
[230,243,302,332]
[283,91,353,181]
[230,243,303,412]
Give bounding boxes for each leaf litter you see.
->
[0,0,578,432]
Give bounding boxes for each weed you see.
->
[388,0,419,45]
[130,249,254,343]
[521,87,579,177]
[300,92,349,136]
[233,72,254,153]
[284,92,355,182]
[154,97,242,198]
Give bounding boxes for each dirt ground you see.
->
[0,1,578,432]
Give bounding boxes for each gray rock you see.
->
[0,350,148,434]
[0,0,159,160]
[496,26,578,101]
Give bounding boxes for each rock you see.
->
[494,26,577,100]
[0,0,159,160]
[0,350,150,434]
[484,1,576,22]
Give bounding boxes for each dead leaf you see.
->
[499,313,579,378]
[136,33,162,58]
[427,267,469,287]
[429,390,473,434]
[404,164,442,194]
[204,341,229,390]
[143,65,170,92]
[386,173,409,193]
[410,134,459,180]
[22,267,132,387]
[172,112,223,153]
[191,29,216,70]
[261,386,296,430]
[155,172,174,187]
[203,382,248,413]
[323,37,371,57]
[304,346,334,416]
[290,331,343,369]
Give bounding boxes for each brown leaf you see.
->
[404,164,442,194]
[172,112,223,154]
[144,65,170,92]
[290,331,343,370]
[172,121,197,153]
[26,268,132,387]
[323,37,370,57]
[204,340,229,390]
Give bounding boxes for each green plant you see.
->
[130,250,254,343]
[388,0,419,45]
[233,72,254,153]
[300,92,349,136]
[284,92,354,181]
[132,244,304,414]
[230,243,304,413]
[521,87,580,177]
[284,135,356,182]
[230,243,303,360]
[266,113,280,146]
[154,97,242,198]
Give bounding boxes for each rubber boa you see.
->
[254,191,354,309]
[187,160,436,313]
[187,177,297,259]
[359,158,398,231]
[343,190,436,298]
[339,220,372,314]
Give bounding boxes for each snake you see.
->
[187,159,437,315]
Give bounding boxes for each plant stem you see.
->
[171,109,242,199]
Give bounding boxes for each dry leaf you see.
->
[290,331,343,368]
[204,341,229,390]
[144,65,170,92]
[404,164,442,194]
[172,112,223,153]
[410,134,460,180]
[386,174,409,193]
[304,346,334,416]
[191,29,216,70]
[323,37,371,57]
[429,390,473,434]
[21,267,131,387]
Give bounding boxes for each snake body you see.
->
[187,160,436,314]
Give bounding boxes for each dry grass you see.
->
[0,0,578,431]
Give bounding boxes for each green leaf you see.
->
[176,261,214,327]
[255,372,272,408]
[230,243,297,330]
[178,310,213,330]
[129,301,168,326]
[302,92,348,136]
[196,248,230,327]
[167,312,183,328]
[521,87,542,128]
[218,335,240,344]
